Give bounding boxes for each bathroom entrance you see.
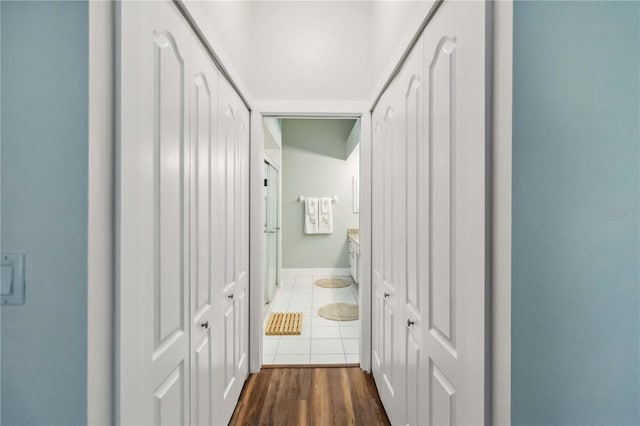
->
[261,116,362,366]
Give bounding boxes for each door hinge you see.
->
[264,179,268,187]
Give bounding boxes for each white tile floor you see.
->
[263,274,360,365]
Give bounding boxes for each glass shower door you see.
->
[264,162,279,304]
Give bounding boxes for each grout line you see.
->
[266,275,361,363]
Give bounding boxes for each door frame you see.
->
[491,1,513,423]
[88,1,114,424]
[249,100,373,372]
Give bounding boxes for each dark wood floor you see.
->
[229,367,391,426]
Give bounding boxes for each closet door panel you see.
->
[119,3,252,426]
[223,93,237,299]
[400,37,427,426]
[429,34,455,344]
[371,2,488,424]
[422,1,489,424]
[390,56,410,426]
[371,82,407,424]
[236,102,250,380]
[213,79,249,425]
[189,38,218,426]
[371,110,384,373]
[117,1,191,424]
[192,338,212,425]
[216,79,239,425]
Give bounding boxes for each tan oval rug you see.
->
[317,303,359,321]
[314,277,352,288]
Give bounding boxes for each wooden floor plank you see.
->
[257,368,287,424]
[346,367,370,400]
[230,367,390,426]
[328,368,356,425]
[285,400,309,425]
[354,398,389,426]
[228,369,272,425]
[309,368,331,426]
[285,367,312,401]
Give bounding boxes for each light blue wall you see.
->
[1,1,88,425]
[512,1,640,424]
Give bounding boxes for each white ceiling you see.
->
[184,1,430,102]
[250,1,372,101]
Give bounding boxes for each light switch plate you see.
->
[1,265,13,295]
[1,253,25,305]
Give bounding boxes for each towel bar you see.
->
[298,195,338,203]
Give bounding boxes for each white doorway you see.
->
[249,107,372,372]
[261,117,362,366]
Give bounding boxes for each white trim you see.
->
[0,2,3,422]
[88,1,114,424]
[254,99,367,117]
[492,1,512,424]
[249,109,264,374]
[280,268,351,277]
[358,111,372,372]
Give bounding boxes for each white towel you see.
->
[304,197,319,234]
[318,197,333,234]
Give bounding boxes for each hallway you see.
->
[3,0,639,425]
[229,367,390,425]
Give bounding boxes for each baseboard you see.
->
[281,268,350,277]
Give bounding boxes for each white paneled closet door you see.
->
[213,78,250,425]
[399,36,427,426]
[371,80,407,424]
[371,1,489,424]
[118,2,251,425]
[117,1,191,424]
[189,38,219,426]
[421,1,489,423]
